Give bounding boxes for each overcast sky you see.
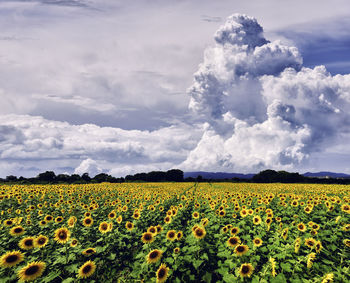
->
[1,0,350,177]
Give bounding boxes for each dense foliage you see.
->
[0,183,349,282]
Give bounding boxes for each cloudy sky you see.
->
[1,0,350,177]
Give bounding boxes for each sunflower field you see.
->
[0,182,349,282]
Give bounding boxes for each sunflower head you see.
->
[305,238,316,248]
[234,244,249,256]
[99,222,110,234]
[239,263,254,278]
[35,235,49,248]
[83,217,94,227]
[125,221,134,231]
[10,226,25,237]
[146,249,163,264]
[166,230,177,241]
[17,261,46,282]
[230,227,240,235]
[54,227,70,244]
[156,263,169,283]
[141,232,155,244]
[0,250,24,268]
[253,237,263,247]
[82,248,96,256]
[19,237,35,250]
[70,238,78,247]
[297,223,306,232]
[78,260,96,279]
[193,226,206,240]
[173,247,180,254]
[227,236,240,248]
[253,215,262,225]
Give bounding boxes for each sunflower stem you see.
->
[65,244,68,265]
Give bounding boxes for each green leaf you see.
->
[62,278,75,283]
[270,273,287,283]
[65,264,78,273]
[193,259,203,269]
[280,262,292,273]
[41,271,61,283]
[216,267,229,276]
[224,259,235,270]
[202,272,212,283]
[108,253,116,260]
[223,273,236,283]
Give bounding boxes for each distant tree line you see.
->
[1,169,350,185]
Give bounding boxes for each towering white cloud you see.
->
[183,14,350,172]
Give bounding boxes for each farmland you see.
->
[0,183,349,282]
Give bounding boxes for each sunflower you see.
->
[218,210,226,217]
[125,221,134,231]
[108,211,116,219]
[227,236,240,248]
[0,250,24,268]
[321,273,334,283]
[173,247,180,254]
[54,227,70,244]
[176,231,183,240]
[98,222,110,234]
[116,215,122,224]
[67,217,76,228]
[166,230,177,241]
[297,223,306,232]
[294,237,301,253]
[82,217,94,227]
[281,228,288,240]
[141,232,155,244]
[305,238,316,248]
[17,261,46,282]
[70,238,78,247]
[315,241,323,253]
[192,226,206,240]
[55,216,63,223]
[82,248,96,256]
[238,263,254,278]
[234,244,249,256]
[253,237,263,247]
[44,215,53,222]
[164,216,172,224]
[240,209,248,218]
[221,226,228,233]
[19,237,35,250]
[147,226,157,235]
[146,249,163,264]
[78,260,96,279]
[192,211,199,219]
[156,225,163,233]
[265,217,272,225]
[253,215,262,225]
[35,235,48,248]
[343,239,350,247]
[39,220,47,227]
[201,218,209,227]
[230,227,240,235]
[341,204,350,214]
[156,263,169,283]
[307,252,316,268]
[10,226,25,237]
[3,219,14,227]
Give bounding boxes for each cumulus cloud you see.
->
[0,114,202,177]
[183,13,350,172]
[74,158,102,176]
